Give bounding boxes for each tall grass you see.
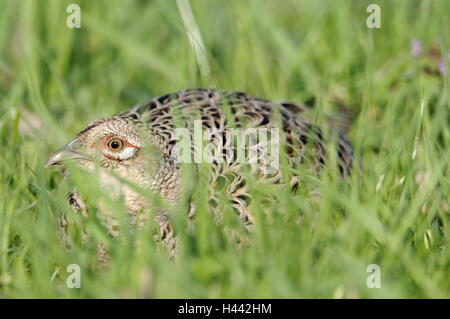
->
[0,0,448,298]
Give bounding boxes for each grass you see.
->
[0,0,449,298]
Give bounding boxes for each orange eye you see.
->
[107,138,124,152]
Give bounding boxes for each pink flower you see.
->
[437,51,450,76]
[410,39,422,57]
[437,58,445,75]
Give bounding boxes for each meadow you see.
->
[0,0,448,298]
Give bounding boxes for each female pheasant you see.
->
[46,89,353,254]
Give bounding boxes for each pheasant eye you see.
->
[107,138,124,152]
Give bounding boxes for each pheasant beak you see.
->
[45,138,89,167]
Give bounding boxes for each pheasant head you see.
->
[46,116,178,208]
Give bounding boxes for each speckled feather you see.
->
[118,89,353,214]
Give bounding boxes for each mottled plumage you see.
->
[46,89,353,255]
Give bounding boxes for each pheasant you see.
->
[46,89,353,255]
